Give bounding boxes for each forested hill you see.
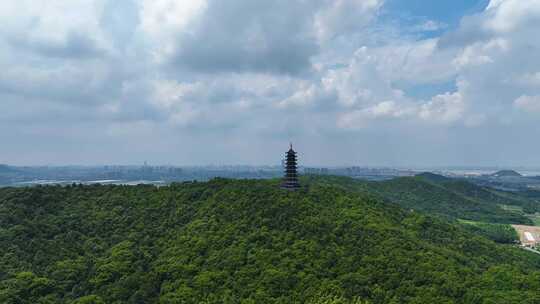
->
[304,175,534,224]
[1,179,540,303]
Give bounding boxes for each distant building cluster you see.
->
[304,168,329,175]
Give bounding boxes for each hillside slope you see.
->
[305,175,533,224]
[1,179,540,303]
[492,170,522,177]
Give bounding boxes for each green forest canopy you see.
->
[1,178,540,303]
[303,174,537,225]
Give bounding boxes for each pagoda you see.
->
[281,143,301,190]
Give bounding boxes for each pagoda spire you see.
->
[281,143,300,190]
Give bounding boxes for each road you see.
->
[522,247,540,255]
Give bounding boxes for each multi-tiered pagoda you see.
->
[281,143,300,190]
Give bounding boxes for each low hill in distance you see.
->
[415,172,452,183]
[304,174,535,225]
[1,179,540,303]
[491,170,523,178]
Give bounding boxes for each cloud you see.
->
[512,72,540,87]
[0,0,152,125]
[148,0,383,75]
[337,100,415,129]
[162,0,320,75]
[452,38,508,69]
[514,95,540,112]
[432,0,540,126]
[335,90,466,130]
[0,0,112,58]
[314,0,382,42]
[7,31,105,59]
[411,20,447,33]
[3,0,540,165]
[484,0,540,33]
[419,91,464,123]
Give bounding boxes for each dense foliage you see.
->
[304,175,534,224]
[1,179,540,303]
[509,190,540,214]
[459,221,519,244]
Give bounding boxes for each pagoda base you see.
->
[281,182,301,190]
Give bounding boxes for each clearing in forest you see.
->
[512,225,540,247]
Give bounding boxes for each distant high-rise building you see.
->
[281,143,301,190]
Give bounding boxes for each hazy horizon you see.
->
[5,162,540,173]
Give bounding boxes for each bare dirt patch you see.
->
[512,225,540,247]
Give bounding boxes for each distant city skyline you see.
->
[2,0,540,167]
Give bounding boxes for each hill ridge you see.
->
[304,175,533,225]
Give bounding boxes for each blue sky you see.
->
[384,0,489,25]
[1,0,540,167]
